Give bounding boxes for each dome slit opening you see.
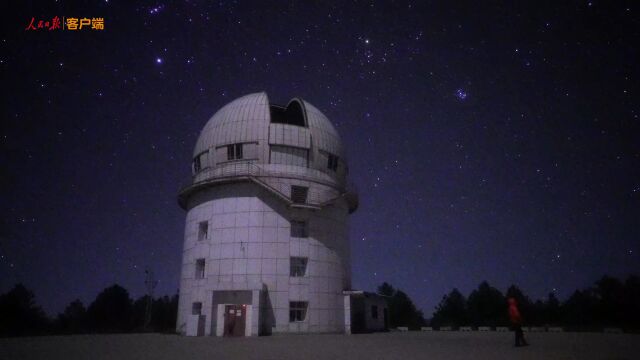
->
[269,101,306,127]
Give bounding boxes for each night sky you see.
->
[1,1,639,317]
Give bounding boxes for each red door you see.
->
[224,305,246,337]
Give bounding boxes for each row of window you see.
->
[193,143,245,173]
[194,256,309,279]
[193,143,340,173]
[191,300,308,322]
[197,217,309,242]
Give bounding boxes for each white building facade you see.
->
[176,92,358,336]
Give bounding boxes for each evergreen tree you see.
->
[623,275,640,329]
[431,288,468,328]
[377,282,425,329]
[562,288,598,327]
[467,281,506,327]
[594,275,625,326]
[0,284,49,336]
[55,299,87,334]
[545,292,561,325]
[86,284,133,333]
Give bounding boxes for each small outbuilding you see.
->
[343,290,389,334]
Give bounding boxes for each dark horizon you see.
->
[1,1,639,317]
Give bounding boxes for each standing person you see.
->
[508,297,528,347]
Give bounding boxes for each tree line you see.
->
[2,274,638,337]
[373,275,640,331]
[430,275,640,330]
[0,284,177,337]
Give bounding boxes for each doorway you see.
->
[383,308,389,329]
[224,304,247,337]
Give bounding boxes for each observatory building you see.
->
[176,92,363,336]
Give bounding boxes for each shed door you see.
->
[383,308,389,329]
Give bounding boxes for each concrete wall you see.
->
[363,296,387,331]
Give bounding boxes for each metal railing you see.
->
[181,161,354,204]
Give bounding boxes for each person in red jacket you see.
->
[508,297,528,347]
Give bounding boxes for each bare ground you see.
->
[1,331,638,360]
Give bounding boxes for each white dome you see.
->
[188,92,348,185]
[180,92,357,213]
[193,92,344,161]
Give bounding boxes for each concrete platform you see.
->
[1,332,638,360]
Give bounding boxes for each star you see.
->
[455,88,468,100]
[149,5,164,15]
[156,57,163,64]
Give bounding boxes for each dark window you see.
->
[192,302,202,315]
[289,301,308,322]
[371,305,378,319]
[235,144,243,159]
[194,156,201,173]
[290,257,308,277]
[226,145,233,160]
[290,220,308,238]
[327,154,339,171]
[198,221,208,241]
[226,143,243,160]
[195,258,205,279]
[291,185,308,204]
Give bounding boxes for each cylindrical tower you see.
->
[176,92,358,336]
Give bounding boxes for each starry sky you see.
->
[1,1,639,317]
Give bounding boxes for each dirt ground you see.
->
[1,331,638,360]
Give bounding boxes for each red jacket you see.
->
[508,298,522,324]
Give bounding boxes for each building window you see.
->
[198,221,208,241]
[193,156,201,173]
[290,257,308,277]
[289,301,308,322]
[290,220,308,238]
[192,302,202,315]
[291,185,308,204]
[195,258,205,279]
[371,305,378,319]
[227,143,243,160]
[327,154,339,171]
